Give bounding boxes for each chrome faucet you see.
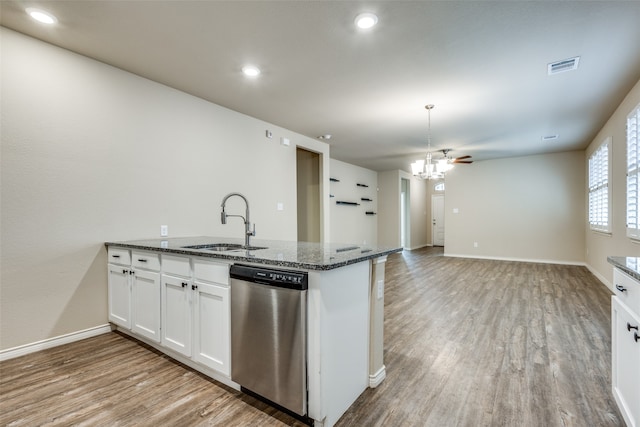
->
[220,192,255,247]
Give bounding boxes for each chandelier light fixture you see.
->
[411,104,453,180]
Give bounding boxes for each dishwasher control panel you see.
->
[230,264,308,290]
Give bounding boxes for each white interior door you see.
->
[432,194,445,246]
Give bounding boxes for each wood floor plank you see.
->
[0,248,624,426]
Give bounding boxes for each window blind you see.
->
[627,104,640,239]
[588,139,610,232]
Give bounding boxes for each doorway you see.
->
[401,178,410,248]
[432,194,445,246]
[296,148,321,242]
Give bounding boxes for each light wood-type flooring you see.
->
[0,248,623,426]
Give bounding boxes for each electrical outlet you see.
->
[377,280,384,299]
[160,225,168,237]
[474,242,478,248]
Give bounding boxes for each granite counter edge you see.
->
[105,241,402,271]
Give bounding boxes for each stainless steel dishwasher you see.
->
[230,264,308,418]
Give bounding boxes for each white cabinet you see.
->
[107,248,160,342]
[108,247,232,378]
[108,263,131,328]
[161,255,192,356]
[193,259,230,375]
[159,255,231,375]
[131,268,161,342]
[612,268,640,427]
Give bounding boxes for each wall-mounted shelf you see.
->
[360,198,372,202]
[330,178,340,182]
[336,201,360,206]
[365,211,377,215]
[356,183,368,188]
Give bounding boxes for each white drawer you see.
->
[132,250,160,271]
[614,269,640,315]
[162,254,191,277]
[108,247,130,265]
[194,259,229,285]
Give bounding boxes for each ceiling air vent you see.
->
[548,56,580,75]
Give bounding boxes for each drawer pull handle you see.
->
[138,259,147,262]
[112,255,120,258]
[635,333,639,343]
[615,284,627,293]
[628,323,639,332]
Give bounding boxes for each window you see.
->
[434,182,445,192]
[627,103,640,239]
[588,138,611,233]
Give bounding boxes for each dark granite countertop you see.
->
[105,236,402,271]
[608,256,640,281]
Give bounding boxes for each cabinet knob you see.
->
[181,282,187,288]
[129,270,135,275]
[192,284,198,291]
[628,323,639,332]
[122,269,127,274]
[615,284,627,293]
[635,332,639,343]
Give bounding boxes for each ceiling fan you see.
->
[439,149,473,165]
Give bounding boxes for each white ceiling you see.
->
[2,1,640,171]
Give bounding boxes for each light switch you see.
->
[160,225,168,237]
[280,137,290,146]
[277,202,284,211]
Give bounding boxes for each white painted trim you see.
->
[444,253,585,266]
[369,365,386,388]
[0,324,112,361]
[405,244,431,251]
[585,263,614,293]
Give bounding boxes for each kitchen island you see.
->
[105,237,401,427]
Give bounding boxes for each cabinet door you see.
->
[161,274,192,357]
[612,297,640,427]
[108,264,131,328]
[193,281,230,375]
[131,270,161,342]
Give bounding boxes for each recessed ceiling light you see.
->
[542,134,559,141]
[317,134,332,140]
[26,7,57,25]
[355,13,378,29]
[242,65,260,77]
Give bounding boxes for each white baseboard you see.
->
[405,244,432,251]
[369,365,386,388]
[444,252,586,266]
[0,324,112,361]
[585,263,613,292]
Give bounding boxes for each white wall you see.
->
[0,28,330,350]
[445,151,585,264]
[329,159,378,246]
[377,169,430,249]
[585,78,640,288]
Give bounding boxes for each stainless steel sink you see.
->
[181,243,267,252]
